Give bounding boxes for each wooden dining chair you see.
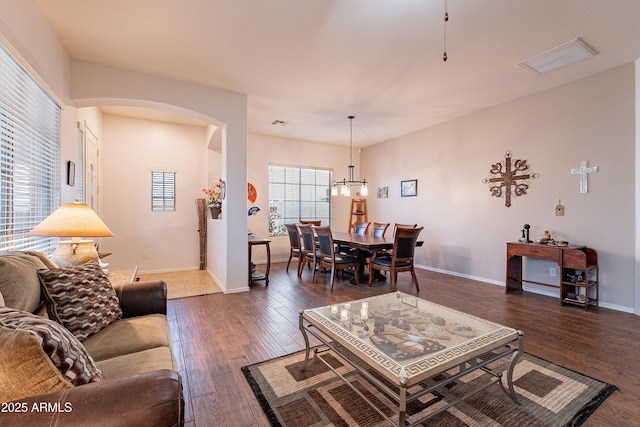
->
[368,226,424,291]
[313,226,360,291]
[296,224,319,279]
[370,222,390,237]
[341,221,370,255]
[301,220,321,226]
[284,223,302,273]
[352,221,370,235]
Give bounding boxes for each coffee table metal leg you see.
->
[501,330,524,404]
[299,310,312,370]
[398,378,407,427]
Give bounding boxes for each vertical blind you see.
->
[151,171,176,211]
[268,164,332,236]
[0,44,60,253]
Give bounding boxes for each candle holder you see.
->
[330,305,339,320]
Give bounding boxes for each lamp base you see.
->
[50,240,99,268]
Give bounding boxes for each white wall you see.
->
[247,133,359,263]
[362,63,636,312]
[99,113,208,272]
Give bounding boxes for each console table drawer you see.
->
[508,244,557,259]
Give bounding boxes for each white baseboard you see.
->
[415,264,636,314]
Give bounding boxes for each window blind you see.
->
[268,164,332,236]
[0,44,60,253]
[151,171,176,211]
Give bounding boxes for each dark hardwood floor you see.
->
[167,262,640,427]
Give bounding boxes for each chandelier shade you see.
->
[332,116,368,197]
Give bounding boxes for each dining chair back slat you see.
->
[394,223,418,234]
[371,222,390,238]
[352,221,370,235]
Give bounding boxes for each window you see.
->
[0,44,60,253]
[268,164,332,236]
[151,171,176,211]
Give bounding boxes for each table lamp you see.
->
[28,201,113,267]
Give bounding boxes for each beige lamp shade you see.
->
[28,202,113,267]
[28,202,113,239]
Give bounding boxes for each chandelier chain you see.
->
[443,0,448,61]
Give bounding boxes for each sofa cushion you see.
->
[24,250,59,269]
[0,307,104,401]
[38,262,123,341]
[82,313,171,361]
[0,326,72,401]
[96,347,177,379]
[0,254,46,312]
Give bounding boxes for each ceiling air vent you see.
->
[518,38,598,75]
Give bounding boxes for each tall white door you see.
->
[83,126,99,212]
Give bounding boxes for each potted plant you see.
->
[202,179,223,218]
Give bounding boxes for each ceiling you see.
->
[37,0,640,147]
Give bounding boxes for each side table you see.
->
[105,265,139,285]
[248,236,271,286]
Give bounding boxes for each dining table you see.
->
[331,231,423,284]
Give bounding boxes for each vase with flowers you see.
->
[202,179,223,218]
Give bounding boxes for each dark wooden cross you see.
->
[483,151,538,207]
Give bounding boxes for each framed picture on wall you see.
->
[67,161,75,186]
[401,179,417,197]
[377,186,389,199]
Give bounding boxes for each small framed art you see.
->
[377,186,389,199]
[67,161,75,186]
[401,179,417,197]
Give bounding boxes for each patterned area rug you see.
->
[241,347,616,427]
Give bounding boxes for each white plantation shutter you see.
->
[268,164,332,236]
[151,171,176,212]
[0,44,60,253]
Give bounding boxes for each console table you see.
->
[248,236,271,286]
[506,242,599,310]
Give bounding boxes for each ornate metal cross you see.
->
[483,150,538,207]
[571,160,598,193]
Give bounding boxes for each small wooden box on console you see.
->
[506,242,599,310]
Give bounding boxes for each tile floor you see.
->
[137,269,222,299]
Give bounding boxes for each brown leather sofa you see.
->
[0,252,184,426]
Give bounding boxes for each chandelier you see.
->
[331,115,368,197]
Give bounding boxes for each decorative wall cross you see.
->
[483,150,539,207]
[571,160,598,193]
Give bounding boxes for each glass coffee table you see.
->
[299,292,524,426]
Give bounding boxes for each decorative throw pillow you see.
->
[0,253,46,312]
[38,262,122,341]
[0,307,104,401]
